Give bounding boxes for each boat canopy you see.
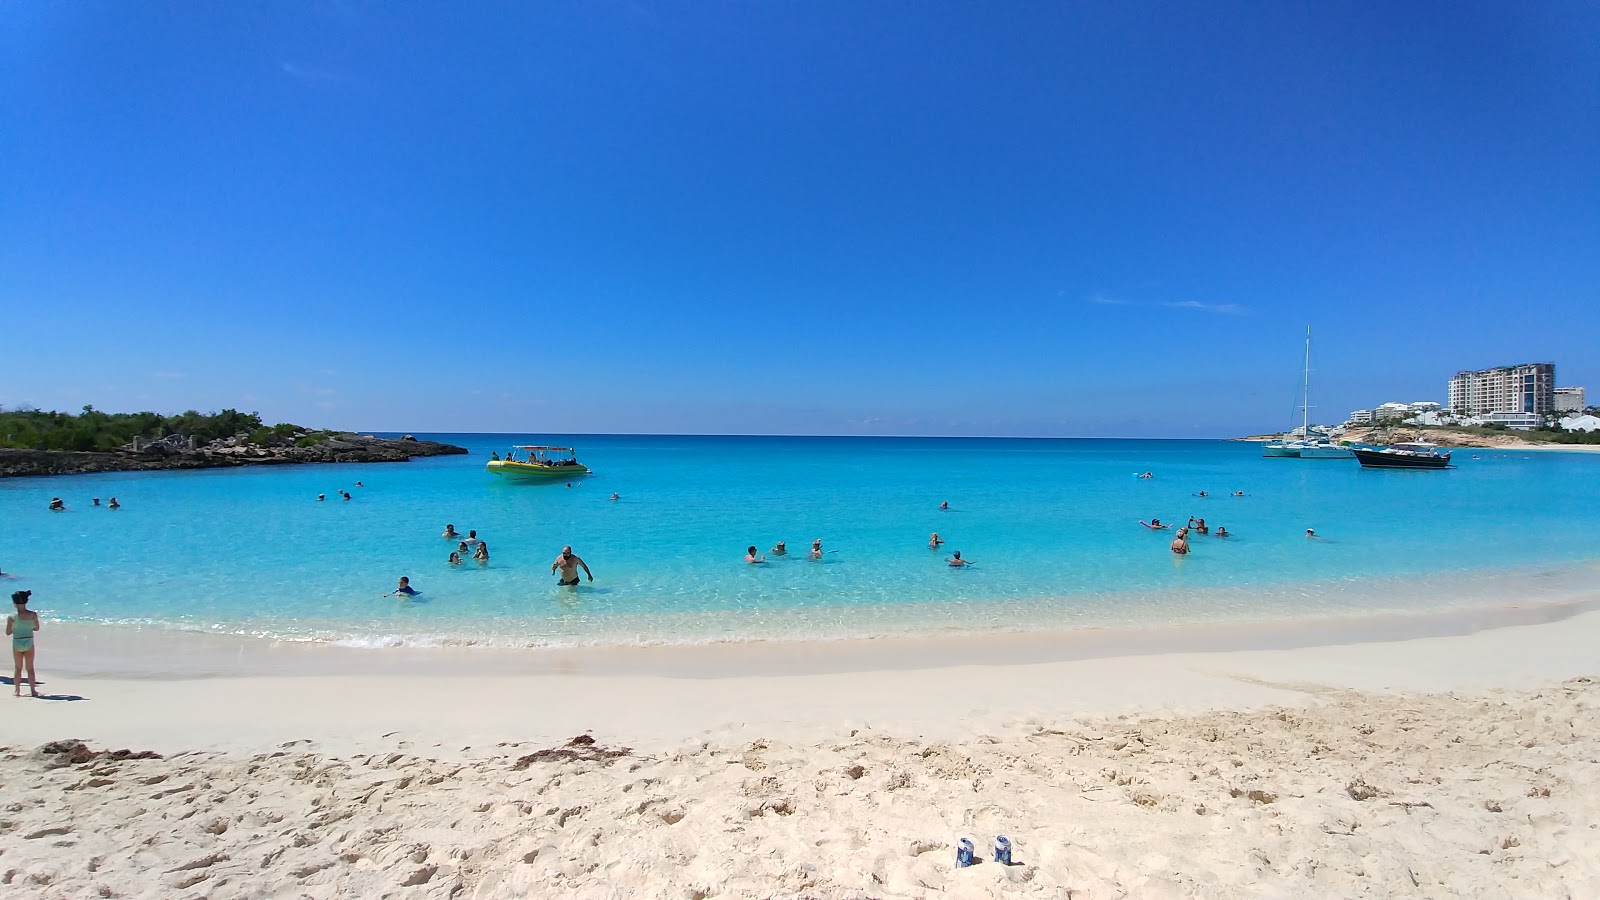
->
[501,445,580,464]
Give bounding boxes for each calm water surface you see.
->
[2,435,1596,647]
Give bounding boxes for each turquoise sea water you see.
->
[2,435,1598,648]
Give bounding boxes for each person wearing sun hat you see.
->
[8,590,41,698]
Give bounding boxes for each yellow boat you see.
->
[485,445,590,480]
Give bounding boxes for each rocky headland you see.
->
[0,432,468,478]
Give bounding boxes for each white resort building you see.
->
[1554,387,1586,414]
[1447,363,1556,417]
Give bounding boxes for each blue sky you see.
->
[3,2,1596,437]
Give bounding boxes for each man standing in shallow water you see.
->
[551,546,593,585]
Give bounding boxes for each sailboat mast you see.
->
[1303,327,1311,438]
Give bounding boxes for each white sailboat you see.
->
[1262,328,1353,460]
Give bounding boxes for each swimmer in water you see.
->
[108,497,120,510]
[355,481,363,488]
[745,545,766,564]
[551,546,593,585]
[448,551,462,565]
[48,498,64,511]
[939,501,949,511]
[92,498,101,507]
[929,532,944,548]
[473,541,490,562]
[770,541,787,556]
[809,539,824,560]
[1142,518,1171,530]
[1232,491,1244,497]
[1215,526,1231,538]
[609,493,620,501]
[1306,528,1318,540]
[1171,529,1190,555]
[392,576,417,597]
[458,541,470,556]
[317,494,325,502]
[946,550,972,567]
[1196,490,1208,498]
[442,524,459,539]
[342,491,351,501]
[1138,471,1153,479]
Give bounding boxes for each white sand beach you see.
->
[3,605,1597,898]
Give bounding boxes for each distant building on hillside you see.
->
[1347,409,1374,425]
[1554,387,1586,414]
[1560,413,1600,433]
[1447,363,1555,416]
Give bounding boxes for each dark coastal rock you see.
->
[0,434,468,478]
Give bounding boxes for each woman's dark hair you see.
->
[12,590,30,604]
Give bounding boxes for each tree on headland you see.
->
[0,406,322,452]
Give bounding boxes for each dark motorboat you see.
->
[1352,441,1452,469]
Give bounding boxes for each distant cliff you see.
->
[0,433,468,478]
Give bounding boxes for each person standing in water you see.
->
[1171,528,1191,555]
[809,539,824,560]
[9,590,41,698]
[929,532,944,548]
[946,550,973,567]
[744,545,766,564]
[473,541,490,562]
[770,541,788,556]
[551,546,593,585]
[391,577,417,597]
[442,524,459,539]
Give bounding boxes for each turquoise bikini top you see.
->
[12,614,35,638]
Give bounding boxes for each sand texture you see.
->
[3,677,1595,899]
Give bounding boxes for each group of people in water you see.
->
[390,527,596,597]
[743,503,974,569]
[47,496,120,510]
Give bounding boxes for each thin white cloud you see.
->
[1084,294,1246,315]
[279,61,347,83]
[1163,300,1245,315]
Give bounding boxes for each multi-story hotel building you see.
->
[1554,387,1586,414]
[1447,363,1555,416]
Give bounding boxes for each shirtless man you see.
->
[946,550,972,567]
[551,546,593,585]
[745,545,766,564]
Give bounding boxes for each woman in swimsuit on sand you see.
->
[9,590,41,698]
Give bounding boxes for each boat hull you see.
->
[1352,448,1451,469]
[1262,443,1301,458]
[486,460,591,479]
[1296,445,1355,459]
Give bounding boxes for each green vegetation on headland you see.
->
[0,405,468,478]
[0,405,332,452]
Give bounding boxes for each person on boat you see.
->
[809,539,824,560]
[48,498,64,511]
[770,541,787,556]
[939,501,949,511]
[551,546,593,585]
[1170,529,1190,555]
[392,577,417,597]
[1142,519,1170,530]
[448,551,462,565]
[108,497,121,509]
[1215,526,1231,538]
[442,524,460,539]
[745,546,766,564]
[946,550,972,567]
[9,590,41,698]
[929,532,944,548]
